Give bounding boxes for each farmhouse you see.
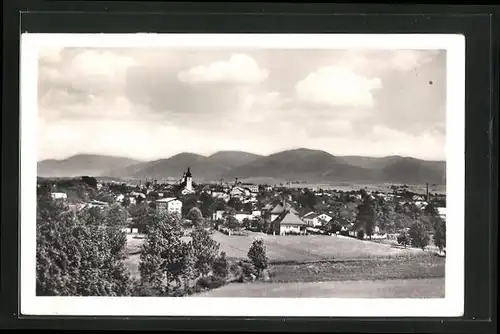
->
[273,211,307,235]
[156,197,183,217]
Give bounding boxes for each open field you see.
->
[126,232,427,263]
[193,278,445,298]
[199,232,426,262]
[124,232,444,284]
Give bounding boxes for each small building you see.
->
[252,210,262,217]
[437,207,446,221]
[156,197,183,217]
[273,211,307,235]
[234,213,254,223]
[212,210,225,221]
[230,186,249,198]
[270,200,296,222]
[50,192,67,201]
[242,184,259,193]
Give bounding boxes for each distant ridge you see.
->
[38,149,446,185]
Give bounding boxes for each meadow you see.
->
[124,231,444,283]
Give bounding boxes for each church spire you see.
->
[186,167,192,177]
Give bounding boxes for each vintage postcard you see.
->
[20,33,465,317]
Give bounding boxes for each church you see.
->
[179,167,195,195]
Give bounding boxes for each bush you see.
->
[356,230,365,240]
[247,239,269,277]
[238,260,257,282]
[196,275,226,290]
[212,251,229,279]
[409,221,430,250]
[397,232,409,248]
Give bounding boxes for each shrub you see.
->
[409,221,430,250]
[238,260,257,282]
[212,251,229,279]
[397,231,409,248]
[191,227,220,277]
[196,275,226,290]
[247,239,269,277]
[356,230,365,240]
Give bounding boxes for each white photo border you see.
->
[20,33,465,317]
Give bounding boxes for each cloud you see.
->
[295,66,382,107]
[177,54,269,84]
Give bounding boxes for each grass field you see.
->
[124,232,443,283]
[193,278,445,298]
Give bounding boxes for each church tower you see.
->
[185,167,193,192]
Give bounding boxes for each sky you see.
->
[37,47,447,161]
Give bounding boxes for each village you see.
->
[40,166,446,243]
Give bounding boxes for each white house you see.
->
[303,212,320,227]
[230,186,249,198]
[275,211,307,235]
[212,210,225,221]
[156,197,183,217]
[252,210,262,217]
[50,192,67,201]
[234,213,254,223]
[242,184,259,193]
[317,213,333,224]
[437,207,446,221]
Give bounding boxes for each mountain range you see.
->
[37,149,446,185]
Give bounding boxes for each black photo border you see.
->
[2,1,498,332]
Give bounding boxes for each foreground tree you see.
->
[247,239,269,277]
[433,219,446,254]
[36,199,131,296]
[212,251,229,279]
[356,196,376,239]
[409,221,430,250]
[139,213,193,295]
[191,227,220,277]
[186,206,204,226]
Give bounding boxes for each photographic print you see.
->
[20,33,465,317]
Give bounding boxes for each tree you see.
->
[409,221,430,250]
[242,218,251,229]
[186,206,204,226]
[122,196,131,207]
[104,203,129,228]
[199,192,215,218]
[247,239,269,277]
[191,227,220,277]
[224,216,240,230]
[433,219,446,254]
[397,231,409,248]
[356,196,376,239]
[139,213,193,295]
[81,176,98,189]
[356,229,365,240]
[243,202,253,213]
[36,200,131,296]
[227,197,243,212]
[212,251,229,279]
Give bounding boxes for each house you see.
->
[303,212,320,227]
[252,210,262,217]
[212,210,225,221]
[242,184,259,193]
[437,207,446,221]
[317,213,333,224]
[234,213,254,223]
[415,201,428,209]
[413,195,425,201]
[272,211,307,235]
[230,186,250,198]
[50,192,67,201]
[156,197,183,217]
[96,183,103,191]
[116,194,125,202]
[270,200,296,222]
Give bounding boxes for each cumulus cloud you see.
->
[177,54,268,84]
[35,47,446,161]
[295,66,382,107]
